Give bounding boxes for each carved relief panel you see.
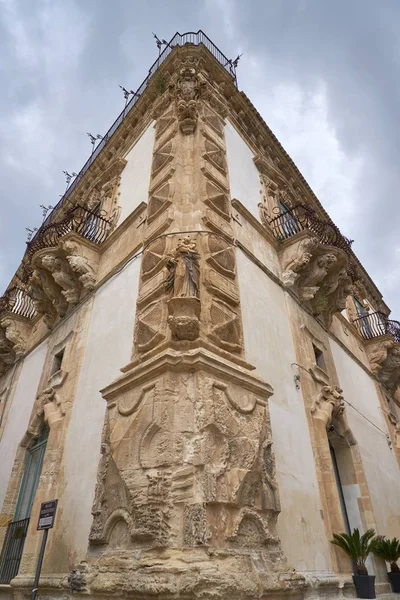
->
[89,354,281,558]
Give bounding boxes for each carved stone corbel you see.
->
[60,235,100,291]
[311,385,345,427]
[0,327,15,372]
[36,387,65,428]
[41,251,81,305]
[373,344,400,394]
[366,338,394,375]
[28,268,59,327]
[280,233,352,326]
[0,314,33,357]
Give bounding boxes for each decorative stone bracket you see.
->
[22,387,65,445]
[311,385,345,427]
[29,233,100,328]
[0,313,33,358]
[280,232,353,327]
[0,327,15,375]
[366,337,400,394]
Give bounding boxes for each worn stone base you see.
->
[6,570,395,600]
[4,568,395,600]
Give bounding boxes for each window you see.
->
[52,349,64,375]
[313,344,326,371]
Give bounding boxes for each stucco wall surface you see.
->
[58,257,141,565]
[0,342,48,511]
[118,123,155,224]
[236,248,332,572]
[225,120,261,220]
[329,339,400,538]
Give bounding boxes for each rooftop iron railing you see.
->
[0,518,30,584]
[269,203,354,255]
[352,311,400,343]
[0,286,36,320]
[27,204,113,257]
[28,31,236,249]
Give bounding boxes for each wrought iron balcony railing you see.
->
[27,205,113,258]
[269,203,354,256]
[0,518,30,584]
[352,311,400,343]
[0,286,36,320]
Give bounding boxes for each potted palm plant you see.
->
[331,528,376,598]
[372,536,400,593]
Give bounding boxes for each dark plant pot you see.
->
[388,571,400,593]
[352,575,376,599]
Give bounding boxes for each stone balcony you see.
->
[352,311,400,393]
[0,286,36,374]
[23,204,114,328]
[265,203,354,327]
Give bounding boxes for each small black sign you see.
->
[37,500,58,530]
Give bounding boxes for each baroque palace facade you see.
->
[0,31,399,600]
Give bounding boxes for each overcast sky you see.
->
[1,0,399,314]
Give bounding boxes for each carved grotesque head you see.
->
[41,255,57,272]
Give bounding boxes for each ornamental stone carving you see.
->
[311,385,345,427]
[280,233,353,327]
[0,315,32,357]
[60,237,100,291]
[23,387,65,444]
[366,339,394,375]
[80,349,298,598]
[166,236,201,341]
[0,328,15,374]
[365,338,400,394]
[28,269,59,327]
[41,254,81,305]
[170,60,207,135]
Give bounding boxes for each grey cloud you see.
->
[1,0,399,316]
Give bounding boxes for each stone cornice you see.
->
[101,347,273,402]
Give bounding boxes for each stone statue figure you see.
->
[166,237,200,298]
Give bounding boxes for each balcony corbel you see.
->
[0,287,37,363]
[278,228,352,327]
[59,233,101,291]
[353,312,400,394]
